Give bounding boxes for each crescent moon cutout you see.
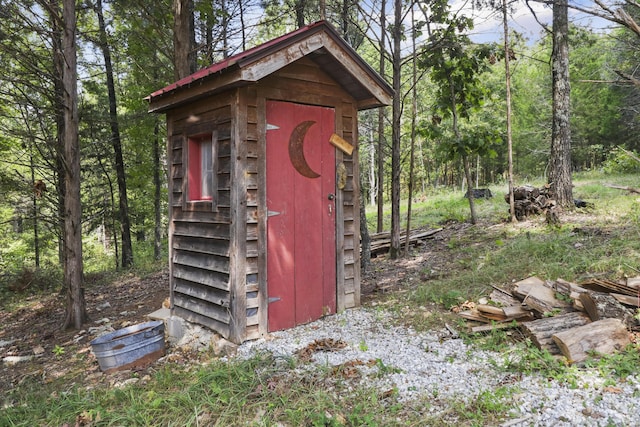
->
[288,120,321,178]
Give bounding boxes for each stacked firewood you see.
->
[456,276,639,364]
[504,185,556,221]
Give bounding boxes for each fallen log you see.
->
[604,184,640,195]
[552,318,631,364]
[520,312,591,355]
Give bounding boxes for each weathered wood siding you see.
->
[167,94,237,340]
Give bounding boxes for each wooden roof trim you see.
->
[317,33,393,108]
[147,21,393,113]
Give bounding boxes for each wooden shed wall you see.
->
[167,93,238,340]
[166,57,361,343]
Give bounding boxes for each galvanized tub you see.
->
[90,320,165,373]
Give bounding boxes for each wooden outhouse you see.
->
[147,21,392,344]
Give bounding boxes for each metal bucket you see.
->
[90,320,165,373]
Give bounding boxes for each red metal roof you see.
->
[148,21,329,100]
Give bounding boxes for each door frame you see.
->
[264,99,337,331]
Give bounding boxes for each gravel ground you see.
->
[234,307,640,427]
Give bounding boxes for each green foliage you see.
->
[500,340,579,387]
[584,344,640,379]
[602,148,640,174]
[448,386,518,426]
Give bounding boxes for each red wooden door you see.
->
[266,100,336,331]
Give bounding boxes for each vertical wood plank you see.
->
[256,90,269,337]
[228,88,248,343]
[334,105,346,312]
[168,125,181,311]
[350,106,361,307]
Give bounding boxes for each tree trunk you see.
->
[503,0,517,223]
[61,0,87,329]
[389,0,402,259]
[360,173,371,272]
[173,0,196,80]
[449,74,476,224]
[51,6,67,267]
[96,0,133,268]
[549,0,573,207]
[295,0,306,28]
[376,0,386,234]
[405,6,418,255]
[239,0,246,51]
[30,149,40,268]
[462,154,477,224]
[153,120,163,261]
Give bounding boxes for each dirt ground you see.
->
[0,220,518,394]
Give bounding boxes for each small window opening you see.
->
[188,134,215,202]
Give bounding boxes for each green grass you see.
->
[4,171,640,426]
[1,353,421,426]
[370,173,640,322]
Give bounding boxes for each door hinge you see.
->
[267,210,281,217]
[268,296,281,304]
[266,123,280,131]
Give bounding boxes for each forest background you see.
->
[0,0,639,327]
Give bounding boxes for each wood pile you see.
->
[368,227,442,257]
[456,276,639,364]
[504,185,556,221]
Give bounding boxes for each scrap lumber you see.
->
[502,305,534,321]
[476,304,506,321]
[471,322,520,334]
[579,291,635,328]
[458,310,494,323]
[580,278,639,297]
[514,279,571,316]
[551,279,588,311]
[611,293,640,307]
[624,277,640,289]
[521,312,591,355]
[368,227,442,256]
[552,318,631,364]
[489,287,521,307]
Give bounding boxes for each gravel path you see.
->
[234,307,640,426]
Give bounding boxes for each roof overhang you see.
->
[147,21,393,113]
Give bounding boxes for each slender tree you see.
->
[60,0,87,329]
[388,0,402,258]
[376,0,386,234]
[421,17,501,224]
[405,5,418,254]
[502,0,517,222]
[549,0,573,207]
[95,0,134,268]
